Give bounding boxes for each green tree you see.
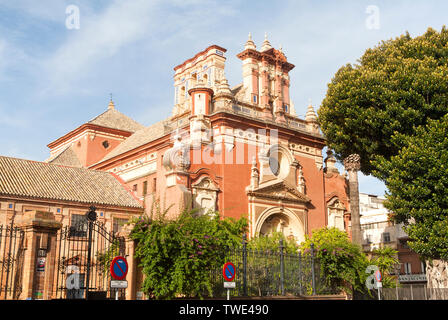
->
[129,208,247,299]
[318,27,448,280]
[299,227,370,294]
[370,247,400,288]
[318,26,448,175]
[374,115,448,260]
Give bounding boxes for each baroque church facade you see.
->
[43,35,352,243]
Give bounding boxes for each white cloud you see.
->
[0,37,31,82]
[0,0,70,23]
[37,0,242,96]
[40,0,160,94]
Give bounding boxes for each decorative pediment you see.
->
[192,176,219,191]
[247,179,310,204]
[191,176,220,215]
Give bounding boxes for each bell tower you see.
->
[237,33,295,121]
[172,45,227,117]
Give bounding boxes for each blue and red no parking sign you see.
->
[222,262,236,282]
[375,270,382,283]
[110,256,128,280]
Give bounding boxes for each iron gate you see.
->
[0,224,25,300]
[54,208,125,300]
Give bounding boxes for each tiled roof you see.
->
[96,119,168,164]
[45,145,83,168]
[87,108,144,133]
[0,156,143,209]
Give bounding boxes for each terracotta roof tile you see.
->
[45,145,83,168]
[0,156,143,209]
[97,119,168,164]
[87,108,144,133]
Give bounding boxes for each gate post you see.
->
[18,210,62,300]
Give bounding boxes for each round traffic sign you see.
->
[110,256,128,280]
[374,270,382,282]
[222,262,236,282]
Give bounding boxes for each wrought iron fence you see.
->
[207,239,336,298]
[53,217,126,300]
[0,207,127,301]
[0,225,25,300]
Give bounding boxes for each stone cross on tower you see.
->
[343,154,362,246]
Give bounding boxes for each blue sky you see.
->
[0,0,446,197]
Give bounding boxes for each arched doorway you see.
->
[254,207,306,244]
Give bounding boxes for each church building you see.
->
[42,34,352,243]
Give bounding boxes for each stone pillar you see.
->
[343,154,362,246]
[18,210,62,300]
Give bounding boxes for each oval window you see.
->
[269,155,280,176]
[268,148,290,179]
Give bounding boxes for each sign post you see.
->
[110,256,128,301]
[375,270,382,300]
[222,262,236,301]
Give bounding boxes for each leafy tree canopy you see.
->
[300,228,399,294]
[300,227,370,293]
[374,115,448,260]
[129,209,247,299]
[318,26,448,175]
